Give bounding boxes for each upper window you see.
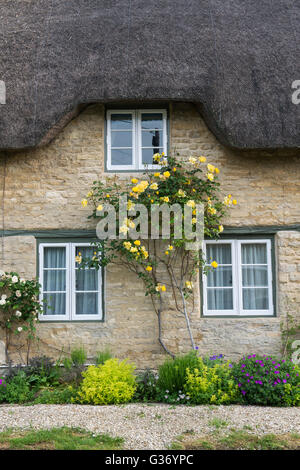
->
[203,239,274,316]
[106,109,168,171]
[39,243,103,321]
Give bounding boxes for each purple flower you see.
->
[228,364,233,368]
[238,383,241,387]
[241,390,246,395]
[241,364,246,368]
[283,379,287,383]
[195,346,199,350]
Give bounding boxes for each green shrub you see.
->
[34,386,78,404]
[184,358,239,405]
[70,347,87,366]
[232,354,300,406]
[77,358,137,405]
[95,349,112,365]
[157,351,199,395]
[0,371,34,404]
[134,369,158,402]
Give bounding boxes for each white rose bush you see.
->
[0,271,42,363]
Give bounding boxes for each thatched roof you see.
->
[0,0,299,150]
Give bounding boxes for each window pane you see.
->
[207,266,232,287]
[141,113,163,129]
[142,130,163,148]
[111,131,132,147]
[76,269,98,291]
[43,293,66,315]
[110,114,132,130]
[241,243,267,264]
[242,288,269,310]
[206,244,232,264]
[76,246,94,258]
[142,147,164,164]
[43,270,66,291]
[207,288,233,310]
[242,266,268,287]
[76,293,98,315]
[111,148,133,166]
[44,247,66,268]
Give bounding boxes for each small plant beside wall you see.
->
[0,271,42,364]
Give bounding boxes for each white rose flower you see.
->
[15,311,22,317]
[11,276,18,283]
[1,294,7,300]
[17,327,23,332]
[0,270,5,277]
[15,290,21,297]
[0,299,6,305]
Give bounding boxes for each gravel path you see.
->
[0,404,299,449]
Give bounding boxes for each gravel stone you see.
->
[0,404,299,450]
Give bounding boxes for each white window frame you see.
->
[203,239,273,317]
[106,109,167,171]
[39,242,103,321]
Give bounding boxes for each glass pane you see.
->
[141,113,163,129]
[76,293,98,315]
[111,131,132,147]
[242,288,269,310]
[111,149,132,166]
[44,247,66,268]
[76,246,94,258]
[241,243,267,264]
[43,293,66,315]
[76,269,98,291]
[142,130,163,148]
[242,266,268,287]
[142,148,164,164]
[207,266,232,287]
[206,244,232,264]
[110,114,132,130]
[207,288,233,310]
[43,270,66,291]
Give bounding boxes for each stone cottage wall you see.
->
[0,103,299,366]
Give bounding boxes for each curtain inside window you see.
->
[75,246,98,315]
[241,243,269,310]
[206,243,233,310]
[43,247,66,315]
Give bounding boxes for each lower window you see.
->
[203,239,274,316]
[39,242,103,321]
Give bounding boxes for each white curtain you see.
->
[75,246,98,315]
[242,243,268,310]
[43,247,66,315]
[206,244,233,310]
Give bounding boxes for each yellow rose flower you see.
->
[207,163,215,173]
[177,189,186,197]
[75,255,82,264]
[165,251,169,255]
[131,178,138,184]
[146,266,152,272]
[81,199,88,207]
[232,199,237,205]
[218,225,224,233]
[160,196,169,203]
[208,207,217,215]
[211,261,218,268]
[86,191,93,198]
[199,156,206,163]
[185,281,193,289]
[163,171,170,178]
[154,172,160,177]
[173,167,176,172]
[130,247,138,253]
[168,245,174,251]
[96,204,103,211]
[192,217,197,224]
[134,240,141,246]
[150,183,158,190]
[215,167,220,174]
[188,156,197,164]
[206,173,214,181]
[127,200,135,210]
[106,194,110,198]
[123,241,132,250]
[187,200,196,208]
